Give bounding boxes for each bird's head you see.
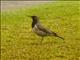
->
[30,16,37,19]
[27,15,39,22]
[27,15,40,28]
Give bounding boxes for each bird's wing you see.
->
[36,23,64,40]
[36,23,53,34]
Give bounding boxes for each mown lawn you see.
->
[1,1,80,60]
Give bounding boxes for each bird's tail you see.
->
[52,32,64,40]
[56,35,64,40]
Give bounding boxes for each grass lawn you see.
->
[1,1,80,60]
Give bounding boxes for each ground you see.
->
[1,1,80,60]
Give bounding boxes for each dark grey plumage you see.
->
[29,16,64,40]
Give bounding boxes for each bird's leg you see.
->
[40,37,44,44]
[42,37,44,40]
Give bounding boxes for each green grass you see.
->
[1,1,80,60]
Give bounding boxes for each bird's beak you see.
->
[27,15,32,17]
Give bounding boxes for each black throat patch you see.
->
[32,21,36,28]
[31,16,39,28]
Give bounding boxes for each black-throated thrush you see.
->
[28,16,64,41]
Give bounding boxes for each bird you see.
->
[28,16,64,41]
